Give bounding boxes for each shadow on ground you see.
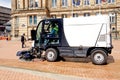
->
[107,55,115,64]
[61,55,115,64]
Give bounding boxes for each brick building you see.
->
[0,6,11,31]
[11,0,120,39]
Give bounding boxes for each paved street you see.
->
[0,40,120,80]
[0,66,93,80]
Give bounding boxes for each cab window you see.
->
[36,21,42,40]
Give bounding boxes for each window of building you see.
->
[29,16,32,25]
[29,15,37,26]
[34,15,37,24]
[109,12,116,24]
[29,0,34,8]
[96,0,101,4]
[73,13,79,17]
[52,0,57,8]
[35,0,38,7]
[29,0,39,8]
[84,13,90,17]
[95,12,102,15]
[15,16,19,27]
[108,0,115,3]
[84,0,90,5]
[62,0,68,7]
[61,14,67,18]
[15,16,19,37]
[51,15,57,18]
[72,0,80,6]
[17,0,20,9]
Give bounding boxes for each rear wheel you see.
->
[45,48,58,62]
[91,49,107,65]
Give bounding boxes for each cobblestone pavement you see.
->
[0,66,93,80]
[0,66,55,80]
[0,40,120,80]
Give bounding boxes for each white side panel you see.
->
[63,24,101,47]
[63,15,110,47]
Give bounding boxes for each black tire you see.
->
[91,49,107,65]
[45,48,58,62]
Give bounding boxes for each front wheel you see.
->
[91,49,108,65]
[45,48,58,62]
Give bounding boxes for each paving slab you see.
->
[0,40,120,80]
[0,66,98,80]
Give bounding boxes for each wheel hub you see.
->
[94,53,104,63]
[47,51,54,60]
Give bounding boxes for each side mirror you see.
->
[31,30,36,40]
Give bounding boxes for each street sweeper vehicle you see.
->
[17,15,113,65]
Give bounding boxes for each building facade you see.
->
[11,0,120,39]
[0,6,11,31]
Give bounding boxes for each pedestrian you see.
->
[21,33,26,48]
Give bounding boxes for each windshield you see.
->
[36,21,42,41]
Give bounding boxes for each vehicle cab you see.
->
[34,19,62,49]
